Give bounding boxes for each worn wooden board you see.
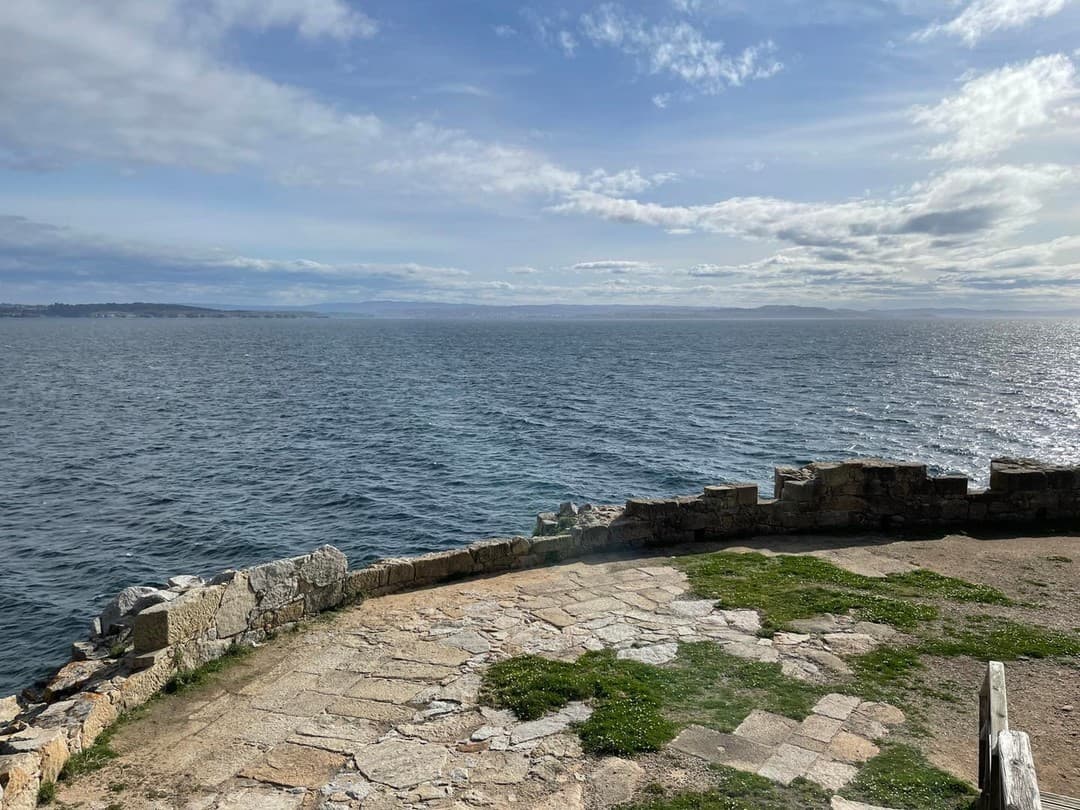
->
[997,730,1041,810]
[1042,793,1080,810]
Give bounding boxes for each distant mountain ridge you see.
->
[256,301,1080,320]
[0,302,319,318]
[4,301,1079,319]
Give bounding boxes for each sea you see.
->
[2,317,1078,694]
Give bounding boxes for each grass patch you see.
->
[164,642,253,694]
[481,643,826,754]
[37,780,56,805]
[884,570,1012,605]
[675,553,960,633]
[621,767,830,810]
[60,725,121,780]
[842,744,977,810]
[664,642,824,731]
[846,646,925,704]
[480,649,675,756]
[922,615,1080,661]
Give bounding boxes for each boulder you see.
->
[167,575,205,591]
[43,659,107,701]
[0,695,20,725]
[95,586,177,636]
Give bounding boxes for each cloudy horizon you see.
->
[1,0,1079,309]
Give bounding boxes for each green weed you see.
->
[164,642,253,694]
[481,649,675,756]
[842,744,977,810]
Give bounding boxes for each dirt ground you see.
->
[715,530,1080,796]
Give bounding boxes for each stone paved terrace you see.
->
[52,532,1080,810]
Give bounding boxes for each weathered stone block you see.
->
[1,727,69,783]
[931,475,969,498]
[607,515,652,541]
[377,559,416,587]
[703,486,739,509]
[42,659,107,701]
[248,558,300,610]
[468,538,516,571]
[215,572,257,638]
[732,483,759,506]
[345,567,387,599]
[991,458,1049,492]
[814,462,856,490]
[780,479,817,504]
[529,534,577,561]
[298,545,348,589]
[254,598,306,630]
[70,692,120,752]
[133,585,225,653]
[411,549,474,584]
[0,752,40,810]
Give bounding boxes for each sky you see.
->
[1,0,1079,309]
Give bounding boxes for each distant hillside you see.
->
[289,302,1080,319]
[0,303,320,318]
[297,302,873,319]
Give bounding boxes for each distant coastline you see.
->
[3,301,1079,320]
[0,303,321,319]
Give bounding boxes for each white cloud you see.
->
[579,4,783,93]
[554,164,1074,244]
[916,0,1070,45]
[204,0,377,40]
[493,24,517,37]
[652,93,672,108]
[569,260,658,273]
[551,164,1080,303]
[913,54,1079,160]
[582,168,678,195]
[0,1,646,199]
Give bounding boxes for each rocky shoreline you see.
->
[2,456,1079,809]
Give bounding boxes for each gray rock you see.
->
[210,569,238,585]
[354,739,449,788]
[616,642,678,665]
[0,695,20,725]
[559,502,579,517]
[510,702,592,744]
[96,586,177,636]
[670,725,772,770]
[167,575,205,591]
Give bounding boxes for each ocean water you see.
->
[2,317,1079,693]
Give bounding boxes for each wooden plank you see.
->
[1042,793,1080,810]
[997,730,1041,810]
[980,661,1010,791]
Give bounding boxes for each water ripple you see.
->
[1,317,1079,692]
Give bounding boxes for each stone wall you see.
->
[602,457,1080,547]
[2,456,1078,808]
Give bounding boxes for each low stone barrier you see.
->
[2,456,1078,808]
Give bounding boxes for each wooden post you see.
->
[981,661,1010,794]
[997,730,1042,810]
